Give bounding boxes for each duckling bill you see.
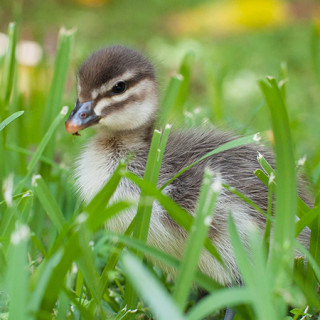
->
[65,100,101,135]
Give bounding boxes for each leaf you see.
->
[14,106,69,194]
[126,127,170,312]
[125,171,224,265]
[260,77,297,290]
[0,22,17,107]
[173,169,219,310]
[157,75,184,128]
[102,231,221,292]
[32,174,66,231]
[186,287,252,320]
[0,111,24,132]
[160,133,258,190]
[121,252,185,320]
[6,224,31,320]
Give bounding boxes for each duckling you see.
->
[65,46,310,317]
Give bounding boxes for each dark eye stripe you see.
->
[95,74,153,100]
[99,93,144,117]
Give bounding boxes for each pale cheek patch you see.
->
[94,79,158,130]
[94,98,111,115]
[100,93,157,130]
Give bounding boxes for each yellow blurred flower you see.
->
[168,0,289,36]
[72,0,111,7]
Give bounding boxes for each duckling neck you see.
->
[76,123,154,203]
[95,122,155,152]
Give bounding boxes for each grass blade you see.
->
[133,126,170,243]
[157,75,183,128]
[14,106,69,193]
[121,252,185,320]
[102,231,222,292]
[207,64,226,122]
[173,169,219,310]
[160,133,258,190]
[98,217,136,299]
[41,28,75,177]
[172,51,194,121]
[260,77,297,273]
[126,126,170,314]
[186,287,252,320]
[228,215,279,320]
[131,128,162,243]
[43,28,75,130]
[223,182,267,218]
[0,22,17,108]
[0,111,24,132]
[125,171,224,265]
[88,201,134,232]
[6,224,31,320]
[311,23,320,83]
[32,174,66,231]
[35,232,80,313]
[255,166,310,219]
[84,159,126,216]
[6,143,63,171]
[295,205,319,236]
[295,241,320,284]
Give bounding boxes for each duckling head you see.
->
[65,46,158,135]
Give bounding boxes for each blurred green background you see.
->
[1,0,320,183]
[0,2,320,318]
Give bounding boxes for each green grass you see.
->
[0,20,320,320]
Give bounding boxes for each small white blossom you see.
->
[176,74,184,81]
[156,148,161,161]
[268,172,275,185]
[204,216,212,226]
[278,79,288,88]
[194,107,201,114]
[211,173,222,192]
[32,174,41,187]
[297,155,307,166]
[257,152,263,160]
[76,213,88,224]
[253,132,261,142]
[61,106,69,115]
[300,305,310,320]
[16,40,43,66]
[184,111,193,118]
[71,262,78,274]
[11,225,30,245]
[22,190,32,198]
[129,309,138,313]
[2,173,14,206]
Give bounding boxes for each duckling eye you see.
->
[111,81,126,94]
